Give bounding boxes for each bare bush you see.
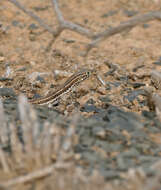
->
[6,0,161,57]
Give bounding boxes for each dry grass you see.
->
[0,95,160,189]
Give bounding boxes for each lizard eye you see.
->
[87,71,91,77]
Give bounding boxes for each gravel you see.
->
[1,98,161,181]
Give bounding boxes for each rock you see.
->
[151,70,161,89]
[28,23,39,30]
[123,9,138,17]
[101,10,118,18]
[0,88,15,98]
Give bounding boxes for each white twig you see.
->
[51,0,64,23]
[96,74,106,87]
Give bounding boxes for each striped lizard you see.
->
[29,69,98,106]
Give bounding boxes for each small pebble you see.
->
[0,56,5,62]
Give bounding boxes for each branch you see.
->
[51,0,93,38]
[85,11,161,54]
[6,0,161,57]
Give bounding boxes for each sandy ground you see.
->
[0,0,161,111]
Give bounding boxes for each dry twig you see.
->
[0,164,55,187]
[86,11,161,53]
[6,0,161,57]
[51,0,93,38]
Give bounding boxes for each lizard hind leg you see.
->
[48,99,59,108]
